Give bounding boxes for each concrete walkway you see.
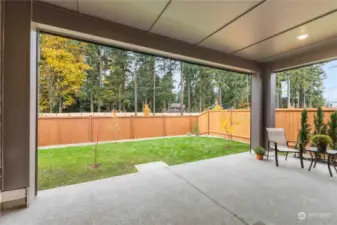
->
[1,152,337,225]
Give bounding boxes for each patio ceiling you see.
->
[40,0,337,63]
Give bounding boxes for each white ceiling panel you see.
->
[40,0,78,11]
[199,0,337,53]
[150,0,262,44]
[260,36,337,63]
[78,0,169,31]
[234,12,337,61]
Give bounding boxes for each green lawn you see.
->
[38,136,249,190]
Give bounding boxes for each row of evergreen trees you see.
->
[276,65,326,108]
[299,107,337,149]
[39,33,327,114]
[39,33,251,114]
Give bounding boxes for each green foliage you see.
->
[311,135,332,146]
[328,111,337,149]
[253,146,265,155]
[276,65,326,108]
[193,122,199,135]
[298,108,311,146]
[314,106,328,135]
[38,137,249,190]
[40,33,326,113]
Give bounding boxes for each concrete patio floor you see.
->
[1,152,337,225]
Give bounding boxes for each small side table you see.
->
[306,147,337,177]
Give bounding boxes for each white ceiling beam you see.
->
[32,1,262,73]
[265,39,337,72]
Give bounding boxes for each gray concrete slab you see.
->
[0,168,244,225]
[1,152,337,225]
[170,152,337,225]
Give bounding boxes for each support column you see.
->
[251,72,263,150]
[1,0,33,209]
[262,67,276,147]
[250,67,276,150]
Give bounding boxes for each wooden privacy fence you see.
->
[38,116,197,146]
[275,108,336,142]
[38,108,337,147]
[198,110,251,143]
[198,108,336,144]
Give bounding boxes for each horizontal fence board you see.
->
[38,109,337,147]
[38,117,90,146]
[91,117,132,142]
[133,117,164,139]
[275,108,334,142]
[38,116,198,146]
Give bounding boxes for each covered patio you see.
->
[1,0,337,223]
[1,153,337,225]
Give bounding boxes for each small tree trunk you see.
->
[98,103,101,112]
[297,91,300,108]
[246,77,249,106]
[118,85,122,111]
[180,64,184,115]
[134,72,137,116]
[94,142,97,166]
[98,47,103,113]
[153,69,156,115]
[309,97,312,108]
[90,91,94,113]
[219,85,222,106]
[199,98,202,112]
[58,98,62,113]
[188,81,191,113]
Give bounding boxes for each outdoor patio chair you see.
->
[266,128,304,168]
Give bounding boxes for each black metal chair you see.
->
[266,128,304,168]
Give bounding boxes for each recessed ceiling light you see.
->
[297,34,308,40]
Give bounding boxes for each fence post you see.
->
[132,116,136,139]
[89,115,93,142]
[163,116,166,136]
[208,111,210,135]
[130,116,133,139]
[189,115,192,133]
[230,110,233,140]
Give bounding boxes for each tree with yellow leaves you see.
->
[144,104,151,116]
[212,99,223,111]
[39,34,90,113]
[220,110,241,140]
